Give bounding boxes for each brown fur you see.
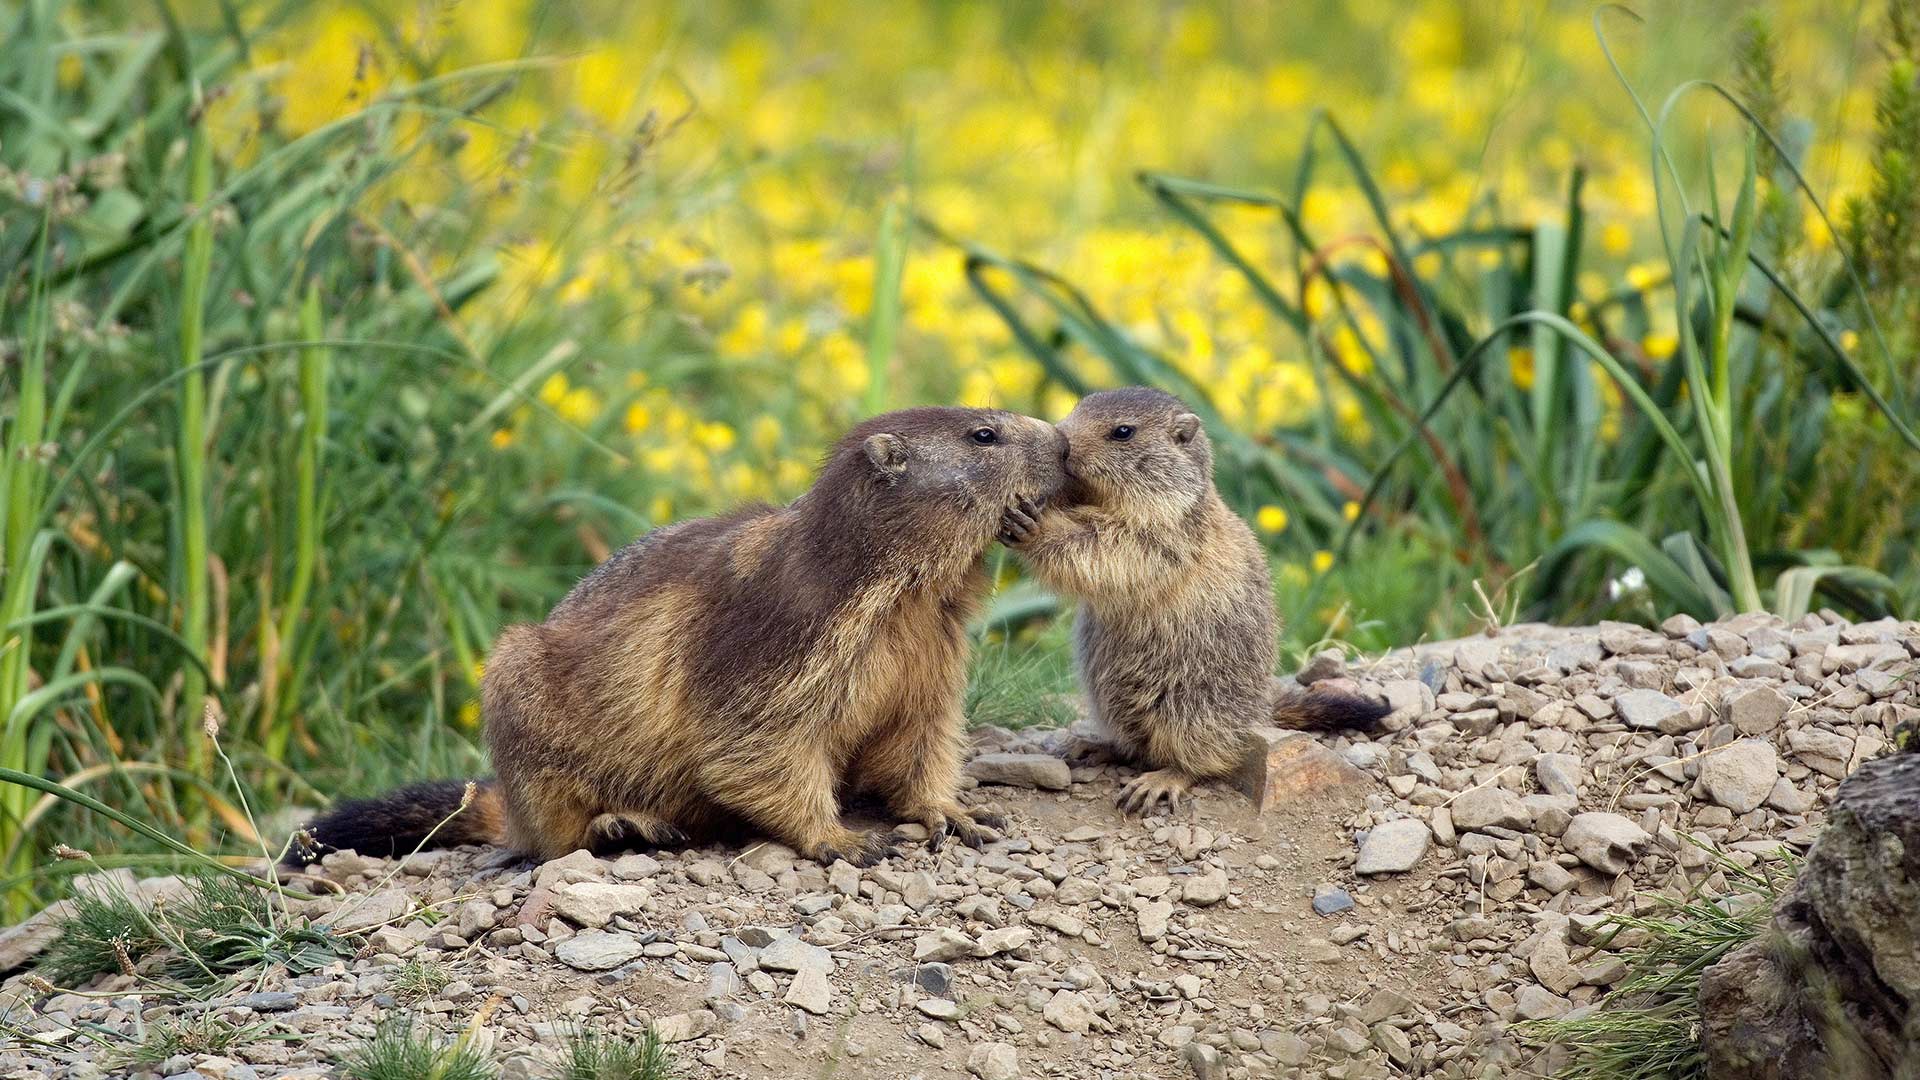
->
[1002,387,1387,814]
[302,408,1064,866]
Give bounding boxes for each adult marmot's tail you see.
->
[287,779,506,865]
[1270,680,1393,733]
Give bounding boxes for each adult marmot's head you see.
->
[815,406,1067,562]
[1054,387,1212,520]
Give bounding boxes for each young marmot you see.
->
[1000,387,1387,815]
[300,407,1065,866]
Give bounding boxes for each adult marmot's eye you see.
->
[1109,425,1135,441]
[970,427,999,445]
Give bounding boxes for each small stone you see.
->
[1263,1030,1310,1065]
[556,929,644,972]
[1182,1042,1227,1080]
[966,752,1071,790]
[1535,753,1584,797]
[1700,739,1779,815]
[651,1009,716,1043]
[1312,885,1355,916]
[1043,989,1097,1034]
[609,852,661,880]
[240,992,297,1012]
[1615,688,1690,730]
[1450,785,1532,831]
[760,936,833,975]
[328,890,410,934]
[550,882,652,929]
[783,967,833,1015]
[1355,818,1430,875]
[1181,868,1229,906]
[967,1042,1020,1080]
[1724,685,1791,735]
[1563,812,1652,875]
[1528,860,1577,894]
[1530,934,1581,995]
[1137,900,1174,942]
[913,928,979,962]
[916,997,960,1020]
[976,926,1032,956]
[1515,983,1572,1020]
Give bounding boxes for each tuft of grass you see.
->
[563,1029,677,1080]
[346,1017,497,1080]
[109,1012,270,1069]
[389,959,454,1005]
[40,872,350,988]
[1517,847,1793,1080]
[965,617,1079,731]
[38,884,166,986]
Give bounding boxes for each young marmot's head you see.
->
[1055,387,1212,518]
[815,406,1066,563]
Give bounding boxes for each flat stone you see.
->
[759,936,833,975]
[913,928,980,962]
[965,752,1071,791]
[783,967,833,1014]
[555,929,644,971]
[1312,885,1355,916]
[1235,727,1374,812]
[1355,818,1430,875]
[1043,989,1097,1033]
[1137,900,1174,942]
[329,890,410,935]
[1450,786,1532,831]
[1615,688,1689,730]
[1535,753,1584,797]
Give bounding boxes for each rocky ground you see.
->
[2,611,1917,1080]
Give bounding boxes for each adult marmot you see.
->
[1001,387,1387,815]
[299,407,1065,866]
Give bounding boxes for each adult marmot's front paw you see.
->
[997,495,1043,546]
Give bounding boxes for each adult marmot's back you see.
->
[298,407,1066,866]
[1002,387,1386,814]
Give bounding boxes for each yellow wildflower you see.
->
[1256,505,1289,534]
[1312,550,1335,574]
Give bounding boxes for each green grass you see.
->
[389,959,454,1005]
[563,1029,677,1080]
[1517,847,1794,1080]
[39,871,350,988]
[108,1012,272,1069]
[345,1018,495,1080]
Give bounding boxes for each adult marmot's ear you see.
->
[1171,412,1202,444]
[864,433,910,480]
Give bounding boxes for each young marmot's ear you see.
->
[1171,412,1202,445]
[864,433,910,480]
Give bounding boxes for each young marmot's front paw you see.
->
[997,495,1043,545]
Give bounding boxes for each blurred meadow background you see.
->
[2,0,1918,906]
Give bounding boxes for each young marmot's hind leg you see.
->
[1117,767,1199,816]
[587,811,690,854]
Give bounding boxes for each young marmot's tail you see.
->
[287,779,506,865]
[1270,680,1393,733]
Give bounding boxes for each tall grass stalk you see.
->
[175,105,216,799]
[266,283,328,757]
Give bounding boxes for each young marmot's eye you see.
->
[970,427,999,445]
[1109,425,1135,442]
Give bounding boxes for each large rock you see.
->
[1235,727,1374,812]
[1700,754,1920,1079]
